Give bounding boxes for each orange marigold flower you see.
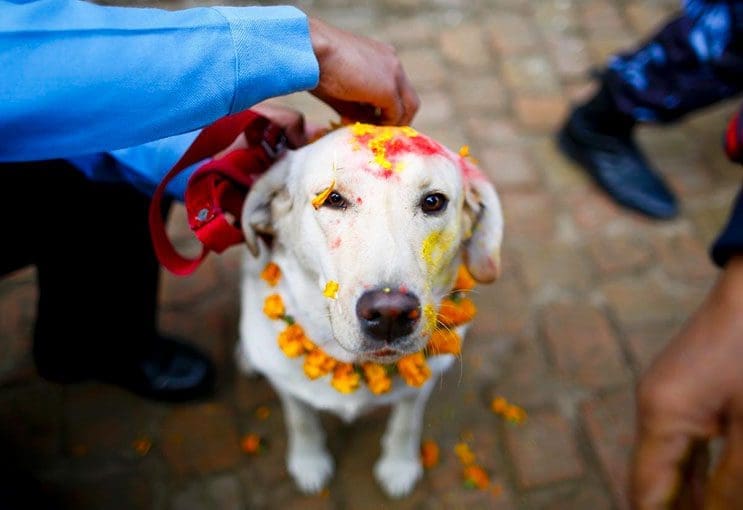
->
[263,293,285,320]
[454,442,476,466]
[426,328,461,355]
[240,433,262,455]
[504,405,527,425]
[304,348,337,380]
[278,323,308,358]
[362,363,392,395]
[420,440,440,468]
[463,465,490,489]
[260,262,281,287]
[454,265,476,292]
[490,396,509,414]
[397,352,431,388]
[437,297,477,327]
[331,363,361,394]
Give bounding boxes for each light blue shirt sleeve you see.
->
[0,0,319,175]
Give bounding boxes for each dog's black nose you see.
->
[356,288,421,343]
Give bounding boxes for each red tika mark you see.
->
[330,237,342,249]
[384,134,444,159]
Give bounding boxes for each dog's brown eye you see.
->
[421,193,448,214]
[324,191,348,209]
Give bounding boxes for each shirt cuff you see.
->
[212,6,320,114]
[711,186,743,267]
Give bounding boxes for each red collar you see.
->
[148,110,287,275]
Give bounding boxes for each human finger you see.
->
[705,417,743,509]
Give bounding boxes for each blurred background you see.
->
[1,0,740,508]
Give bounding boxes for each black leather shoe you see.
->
[34,335,216,403]
[557,104,679,220]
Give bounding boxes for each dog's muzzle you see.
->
[355,288,421,345]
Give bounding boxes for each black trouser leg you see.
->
[0,160,168,379]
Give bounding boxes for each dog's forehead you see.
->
[297,124,461,185]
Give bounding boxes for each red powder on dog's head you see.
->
[349,124,447,177]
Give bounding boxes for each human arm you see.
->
[631,190,743,509]
[0,0,319,161]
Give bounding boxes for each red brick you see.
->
[581,389,636,510]
[586,234,653,277]
[161,403,242,477]
[543,302,631,389]
[650,231,717,283]
[505,411,584,488]
[499,190,556,241]
[480,147,541,190]
[513,95,569,133]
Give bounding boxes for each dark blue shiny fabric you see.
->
[605,0,743,266]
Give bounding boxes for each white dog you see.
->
[236,123,503,497]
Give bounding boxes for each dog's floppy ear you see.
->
[462,170,504,283]
[241,153,293,257]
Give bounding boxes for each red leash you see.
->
[148,110,287,275]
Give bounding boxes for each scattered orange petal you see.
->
[463,465,490,489]
[312,180,335,209]
[240,433,262,455]
[132,437,152,456]
[454,442,476,466]
[255,406,270,420]
[420,440,440,468]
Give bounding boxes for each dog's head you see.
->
[242,124,503,363]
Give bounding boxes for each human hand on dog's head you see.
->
[307,16,419,126]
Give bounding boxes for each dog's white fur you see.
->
[236,125,503,497]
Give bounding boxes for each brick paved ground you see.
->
[2,0,741,508]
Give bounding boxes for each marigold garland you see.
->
[260,262,477,394]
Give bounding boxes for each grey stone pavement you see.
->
[2,0,742,508]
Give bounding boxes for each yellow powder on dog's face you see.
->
[421,229,455,275]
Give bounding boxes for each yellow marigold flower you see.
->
[263,293,285,320]
[312,180,335,209]
[323,280,339,299]
[278,323,308,358]
[454,265,476,292]
[362,363,392,395]
[240,433,262,455]
[303,349,337,380]
[437,297,477,327]
[331,363,361,394]
[397,352,431,388]
[454,442,476,466]
[459,145,470,157]
[426,328,461,355]
[463,465,490,490]
[420,440,439,468]
[260,262,281,287]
